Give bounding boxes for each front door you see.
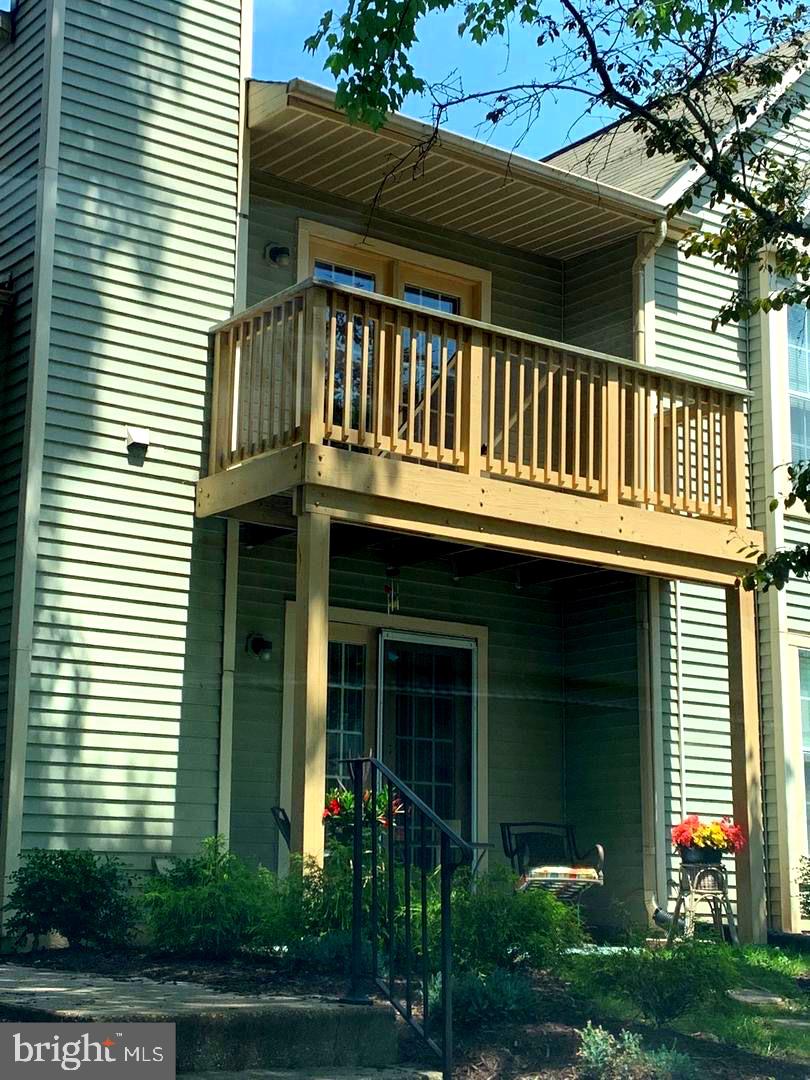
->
[378,632,475,839]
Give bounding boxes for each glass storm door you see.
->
[378,632,475,838]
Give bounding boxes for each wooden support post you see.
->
[726,584,767,943]
[302,285,329,445]
[464,328,484,475]
[605,364,621,503]
[290,508,330,866]
[728,401,747,528]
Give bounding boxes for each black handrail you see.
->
[344,755,474,1080]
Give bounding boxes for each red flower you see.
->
[671,815,700,847]
[720,818,746,852]
[322,808,330,822]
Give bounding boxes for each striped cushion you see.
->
[523,865,601,884]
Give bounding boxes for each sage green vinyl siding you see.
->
[785,518,810,633]
[232,532,571,869]
[248,176,564,339]
[19,0,244,869]
[654,239,747,389]
[659,581,736,903]
[563,239,635,359]
[563,574,643,923]
[0,0,47,819]
[653,218,747,914]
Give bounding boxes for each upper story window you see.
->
[404,285,461,315]
[314,260,376,292]
[788,304,810,461]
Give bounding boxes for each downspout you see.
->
[632,221,667,365]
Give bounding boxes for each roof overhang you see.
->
[249,79,698,260]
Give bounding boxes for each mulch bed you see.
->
[0,949,353,1000]
[1,952,808,1078]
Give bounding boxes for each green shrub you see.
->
[446,967,538,1027]
[5,848,138,949]
[570,943,735,1026]
[447,866,584,974]
[577,1022,697,1079]
[799,857,810,919]
[143,836,302,957]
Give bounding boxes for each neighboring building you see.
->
[4,0,806,946]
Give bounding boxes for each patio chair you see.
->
[500,821,604,902]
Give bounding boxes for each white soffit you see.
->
[249,79,691,260]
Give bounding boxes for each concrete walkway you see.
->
[0,965,400,1072]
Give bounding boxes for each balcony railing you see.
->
[208,280,748,526]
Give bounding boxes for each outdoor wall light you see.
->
[264,244,291,267]
[246,632,273,661]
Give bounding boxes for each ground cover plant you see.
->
[576,1022,697,1080]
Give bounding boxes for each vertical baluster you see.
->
[544,354,555,486]
[342,298,354,439]
[438,330,449,461]
[696,391,705,515]
[487,346,496,473]
[573,355,582,489]
[234,320,248,460]
[374,309,387,451]
[453,328,464,467]
[256,311,269,452]
[516,353,525,477]
[420,814,429,1032]
[403,797,412,1017]
[682,383,691,511]
[531,349,540,482]
[632,370,641,502]
[359,302,371,444]
[656,378,665,507]
[670,380,679,509]
[282,304,295,442]
[587,359,596,492]
[387,779,396,995]
[294,298,306,440]
[708,389,718,518]
[424,323,434,459]
[600,359,608,495]
[720,394,731,520]
[266,308,278,447]
[371,765,379,982]
[501,341,510,475]
[211,326,234,472]
[440,832,453,1080]
[392,313,403,454]
[324,302,337,439]
[618,369,627,499]
[559,353,569,485]
[406,315,417,456]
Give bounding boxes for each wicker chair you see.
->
[500,821,604,902]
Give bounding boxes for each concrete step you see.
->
[0,965,400,1072]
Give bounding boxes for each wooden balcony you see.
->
[197,280,760,585]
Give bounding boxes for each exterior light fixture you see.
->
[264,244,291,267]
[246,632,273,661]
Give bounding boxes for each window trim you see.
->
[297,219,493,321]
[788,303,810,462]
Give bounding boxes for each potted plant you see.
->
[671,815,746,865]
[323,786,402,847]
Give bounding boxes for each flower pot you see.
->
[679,845,723,865]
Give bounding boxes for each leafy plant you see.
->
[143,836,301,957]
[445,967,538,1027]
[799,857,810,920]
[5,848,138,949]
[577,1023,697,1080]
[570,943,735,1027]
[445,865,584,974]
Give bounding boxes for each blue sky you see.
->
[251,0,610,159]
